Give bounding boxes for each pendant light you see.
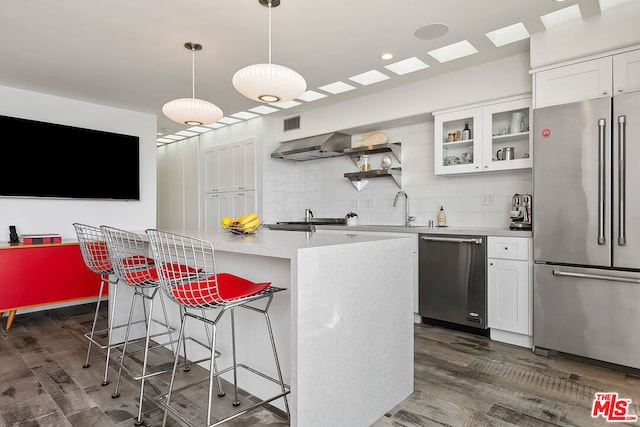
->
[232,0,306,103]
[162,42,223,126]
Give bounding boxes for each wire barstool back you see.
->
[147,230,271,308]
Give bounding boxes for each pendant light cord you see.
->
[191,46,196,99]
[268,0,272,65]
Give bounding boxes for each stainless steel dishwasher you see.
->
[418,234,487,330]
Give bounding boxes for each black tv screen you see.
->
[0,114,140,200]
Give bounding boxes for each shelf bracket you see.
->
[349,179,368,191]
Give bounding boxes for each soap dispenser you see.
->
[437,206,446,227]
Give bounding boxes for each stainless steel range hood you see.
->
[271,132,351,161]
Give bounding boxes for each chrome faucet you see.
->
[393,190,416,226]
[304,208,314,222]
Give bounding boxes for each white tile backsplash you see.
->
[263,120,532,228]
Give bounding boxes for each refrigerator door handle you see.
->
[598,118,606,245]
[553,269,640,284]
[618,115,627,246]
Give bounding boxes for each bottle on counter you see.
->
[462,123,471,140]
[437,206,446,227]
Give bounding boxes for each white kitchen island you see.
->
[113,228,415,427]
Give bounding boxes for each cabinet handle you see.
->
[504,247,508,250]
[603,90,608,95]
[484,165,488,168]
[475,166,480,169]
[618,88,624,93]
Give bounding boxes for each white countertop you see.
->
[315,224,532,238]
[170,228,413,259]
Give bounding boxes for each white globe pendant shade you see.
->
[162,97,223,126]
[233,63,307,103]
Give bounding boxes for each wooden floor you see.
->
[0,303,639,426]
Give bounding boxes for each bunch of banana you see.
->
[220,212,261,234]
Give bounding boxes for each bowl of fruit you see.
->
[220,213,263,235]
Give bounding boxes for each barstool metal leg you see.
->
[207,321,219,426]
[101,281,119,386]
[200,309,224,396]
[111,287,141,399]
[230,308,240,407]
[84,274,106,369]
[162,309,189,427]
[263,309,290,416]
[134,288,157,426]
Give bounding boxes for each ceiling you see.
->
[0,0,615,142]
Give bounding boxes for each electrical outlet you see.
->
[366,198,375,208]
[481,193,495,206]
[351,199,360,208]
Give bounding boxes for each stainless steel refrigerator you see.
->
[533,91,640,370]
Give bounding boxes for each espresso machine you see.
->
[510,193,532,230]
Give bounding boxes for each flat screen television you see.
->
[0,114,140,200]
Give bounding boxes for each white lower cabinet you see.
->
[487,236,533,348]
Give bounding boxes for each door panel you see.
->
[612,91,640,268]
[533,98,611,266]
[534,263,640,369]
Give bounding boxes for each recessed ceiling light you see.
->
[156,138,174,144]
[427,40,478,63]
[187,126,211,133]
[176,130,198,137]
[249,105,280,114]
[203,122,226,129]
[318,81,357,94]
[349,70,390,86]
[217,117,242,125]
[231,111,259,120]
[385,57,430,75]
[485,22,530,47]
[297,90,328,102]
[164,135,183,140]
[540,4,582,28]
[380,53,394,60]
[415,23,450,40]
[270,100,302,109]
[599,0,633,9]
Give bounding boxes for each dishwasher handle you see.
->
[420,236,483,245]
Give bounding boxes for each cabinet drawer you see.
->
[488,236,529,260]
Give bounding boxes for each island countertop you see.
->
[178,227,413,258]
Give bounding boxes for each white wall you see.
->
[261,53,533,227]
[530,1,640,69]
[0,85,157,239]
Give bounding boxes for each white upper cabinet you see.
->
[203,138,256,193]
[434,95,532,175]
[534,47,640,108]
[613,48,640,96]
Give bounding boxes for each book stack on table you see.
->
[20,234,62,244]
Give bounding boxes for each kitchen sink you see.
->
[276,218,347,226]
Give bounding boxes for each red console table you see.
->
[0,242,103,329]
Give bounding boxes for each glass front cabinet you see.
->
[434,95,532,175]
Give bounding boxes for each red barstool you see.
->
[73,223,122,386]
[100,225,183,426]
[145,229,289,427]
